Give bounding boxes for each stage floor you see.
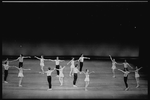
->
[2,60,148,99]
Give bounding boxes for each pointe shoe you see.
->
[4,81,8,83]
[19,85,22,87]
[60,84,63,86]
[125,87,129,91]
[136,85,139,88]
[73,85,77,87]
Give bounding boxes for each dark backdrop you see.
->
[2,2,147,57]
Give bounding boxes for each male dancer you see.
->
[2,58,17,83]
[73,64,80,87]
[49,57,65,77]
[78,54,90,73]
[11,54,31,68]
[122,60,133,71]
[117,68,130,91]
[44,67,56,90]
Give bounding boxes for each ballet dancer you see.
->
[11,54,31,68]
[81,69,95,91]
[67,58,78,77]
[109,55,122,78]
[49,57,65,77]
[78,54,90,73]
[73,64,80,87]
[122,60,133,71]
[44,67,56,90]
[132,66,142,88]
[2,58,17,83]
[13,66,31,87]
[34,55,49,74]
[56,66,66,86]
[117,68,130,91]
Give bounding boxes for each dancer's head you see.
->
[48,67,51,70]
[72,58,74,60]
[60,66,62,69]
[85,69,89,73]
[20,54,23,57]
[4,58,9,64]
[41,55,43,58]
[75,64,78,67]
[4,61,9,64]
[56,57,59,60]
[81,54,83,57]
[113,59,115,62]
[135,66,138,69]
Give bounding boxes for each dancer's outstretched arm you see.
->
[23,56,31,59]
[137,67,142,71]
[22,68,31,70]
[13,66,20,70]
[67,60,72,65]
[89,71,95,74]
[51,68,56,72]
[43,58,49,61]
[116,62,123,65]
[84,57,90,59]
[59,60,65,62]
[117,69,125,73]
[34,56,41,60]
[128,63,133,69]
[81,71,86,74]
[62,66,66,69]
[109,55,113,62]
[78,57,81,61]
[10,57,19,62]
[9,65,18,68]
[49,59,55,62]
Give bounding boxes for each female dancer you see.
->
[117,68,130,91]
[67,58,78,77]
[73,64,80,87]
[78,54,90,73]
[44,67,56,90]
[132,66,142,88]
[49,57,65,77]
[109,55,122,78]
[56,66,66,86]
[11,54,31,68]
[2,58,16,83]
[14,66,31,87]
[34,55,49,74]
[82,69,95,91]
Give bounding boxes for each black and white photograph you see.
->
[2,0,148,99]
